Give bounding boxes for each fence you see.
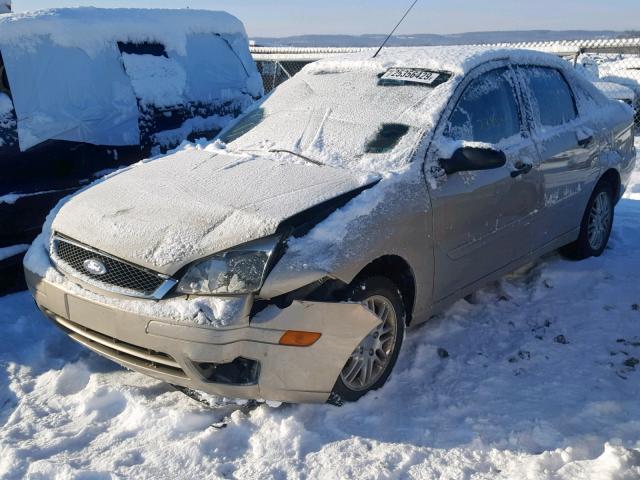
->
[251,47,371,92]
[250,39,640,132]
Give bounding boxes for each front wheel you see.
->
[331,276,405,403]
[561,180,615,260]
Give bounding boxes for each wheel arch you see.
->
[351,255,417,326]
[599,168,622,202]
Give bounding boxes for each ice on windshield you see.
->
[220,69,441,172]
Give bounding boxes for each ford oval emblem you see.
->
[83,258,107,276]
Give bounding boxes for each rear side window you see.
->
[445,67,521,144]
[520,66,577,128]
[117,42,168,57]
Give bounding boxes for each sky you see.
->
[12,0,640,37]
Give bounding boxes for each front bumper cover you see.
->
[25,268,380,403]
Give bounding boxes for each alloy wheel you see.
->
[587,191,612,250]
[339,295,398,391]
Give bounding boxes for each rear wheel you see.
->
[332,276,405,402]
[561,180,615,259]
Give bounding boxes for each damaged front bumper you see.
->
[25,268,380,404]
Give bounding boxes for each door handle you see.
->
[510,162,533,178]
[577,135,593,148]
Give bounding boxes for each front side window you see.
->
[520,66,577,128]
[445,67,521,144]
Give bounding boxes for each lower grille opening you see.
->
[195,357,260,385]
[45,309,187,378]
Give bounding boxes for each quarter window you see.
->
[446,67,521,144]
[520,66,577,128]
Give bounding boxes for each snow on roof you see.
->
[0,7,246,56]
[304,45,571,77]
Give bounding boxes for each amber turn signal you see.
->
[279,330,321,347]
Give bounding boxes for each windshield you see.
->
[219,68,440,171]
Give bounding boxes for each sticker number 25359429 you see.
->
[380,68,443,85]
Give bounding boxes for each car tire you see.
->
[331,276,405,403]
[561,180,615,260]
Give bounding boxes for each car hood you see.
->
[52,149,375,275]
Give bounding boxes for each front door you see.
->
[427,63,543,301]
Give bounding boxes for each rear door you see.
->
[427,62,543,301]
[515,65,599,243]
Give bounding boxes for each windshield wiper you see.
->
[268,149,325,166]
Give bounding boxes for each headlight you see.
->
[177,236,280,295]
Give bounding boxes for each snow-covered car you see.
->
[573,56,636,107]
[598,58,640,124]
[24,46,636,404]
[0,8,262,292]
[593,81,636,106]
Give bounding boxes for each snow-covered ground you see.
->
[0,144,639,479]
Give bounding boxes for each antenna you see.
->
[373,0,419,58]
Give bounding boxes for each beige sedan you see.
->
[25,47,636,404]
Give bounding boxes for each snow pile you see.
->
[1,145,640,478]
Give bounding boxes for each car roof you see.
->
[304,45,571,77]
[0,7,246,56]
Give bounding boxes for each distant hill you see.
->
[252,30,623,48]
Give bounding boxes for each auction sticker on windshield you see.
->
[380,68,449,86]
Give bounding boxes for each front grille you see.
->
[51,235,173,298]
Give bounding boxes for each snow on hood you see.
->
[51,147,375,274]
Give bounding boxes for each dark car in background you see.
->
[0,8,263,292]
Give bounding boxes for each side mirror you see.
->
[439,147,506,175]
